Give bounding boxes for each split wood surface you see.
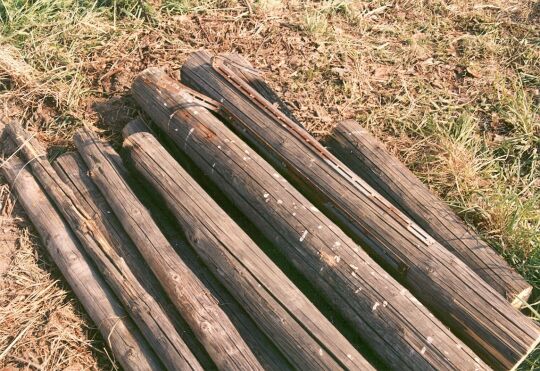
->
[131,68,488,371]
[5,123,200,371]
[180,50,540,370]
[324,120,532,307]
[0,134,162,371]
[52,152,208,371]
[122,122,374,371]
[73,128,282,371]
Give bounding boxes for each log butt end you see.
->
[511,330,540,371]
[511,285,533,309]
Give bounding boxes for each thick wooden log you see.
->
[73,128,288,371]
[130,71,489,371]
[52,152,210,370]
[181,50,540,370]
[224,54,532,309]
[223,55,532,308]
[123,136,295,371]
[324,120,532,307]
[4,123,199,371]
[0,136,162,371]
[122,125,374,370]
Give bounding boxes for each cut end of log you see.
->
[511,286,533,309]
[122,118,150,138]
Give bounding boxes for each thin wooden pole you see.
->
[5,123,201,371]
[122,124,374,370]
[180,50,540,370]
[129,71,489,371]
[53,152,212,370]
[73,128,289,371]
[0,134,162,371]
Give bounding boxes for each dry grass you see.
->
[0,0,538,369]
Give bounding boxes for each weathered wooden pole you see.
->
[130,70,489,370]
[73,128,284,371]
[121,121,294,371]
[0,134,162,371]
[122,125,374,370]
[125,144,303,371]
[223,54,532,308]
[323,120,532,307]
[5,123,201,371]
[52,152,212,370]
[224,54,532,309]
[180,50,540,370]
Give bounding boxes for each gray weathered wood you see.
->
[122,125,374,371]
[73,128,288,371]
[4,123,199,371]
[324,120,532,307]
[52,152,210,370]
[0,133,162,371]
[180,50,540,370]
[130,70,489,371]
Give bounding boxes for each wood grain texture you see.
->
[225,54,532,308]
[180,50,540,370]
[0,135,162,371]
[130,70,488,371]
[121,136,293,371]
[122,125,374,371]
[4,123,197,371]
[74,128,285,371]
[323,120,532,307]
[52,152,209,371]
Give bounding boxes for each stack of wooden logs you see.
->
[2,50,538,370]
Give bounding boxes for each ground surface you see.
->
[0,0,538,369]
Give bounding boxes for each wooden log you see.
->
[0,135,162,371]
[123,136,297,371]
[4,123,200,371]
[222,55,532,309]
[73,128,289,371]
[323,120,532,307]
[180,50,540,370]
[130,71,489,371]
[122,125,374,370]
[52,152,212,370]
